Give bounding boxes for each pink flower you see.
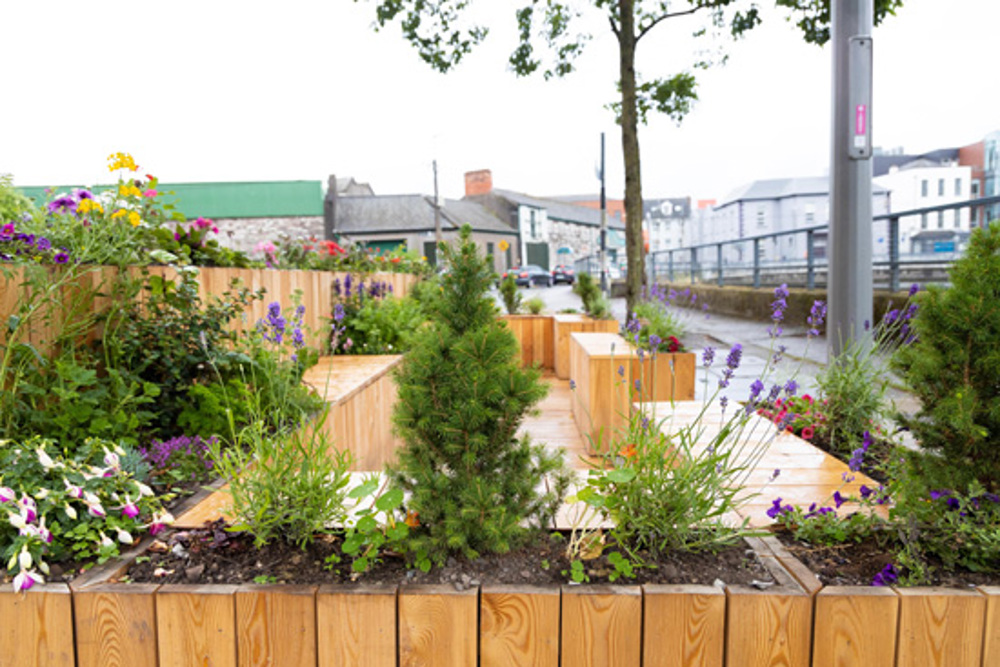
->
[121,500,140,519]
[801,426,815,440]
[12,569,43,593]
[87,503,105,518]
[194,217,213,229]
[0,487,15,503]
[19,496,36,524]
[143,189,158,197]
[63,479,84,499]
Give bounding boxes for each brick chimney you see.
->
[464,169,493,197]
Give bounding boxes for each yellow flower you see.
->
[107,152,138,172]
[128,211,141,227]
[118,184,142,198]
[77,200,103,215]
[110,209,126,220]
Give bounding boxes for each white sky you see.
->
[2,1,997,203]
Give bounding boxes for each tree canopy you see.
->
[360,0,903,313]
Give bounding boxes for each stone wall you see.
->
[211,216,325,255]
[549,219,600,264]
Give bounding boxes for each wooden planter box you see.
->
[569,332,696,451]
[500,315,555,370]
[552,314,620,380]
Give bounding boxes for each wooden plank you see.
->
[0,584,75,667]
[895,587,986,667]
[74,583,159,667]
[317,585,396,667]
[560,586,641,667]
[398,585,477,667]
[812,586,898,667]
[236,585,317,667]
[725,586,812,667]
[481,585,560,667]
[643,584,725,667]
[157,584,238,667]
[982,587,1000,667]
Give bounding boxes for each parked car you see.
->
[551,264,575,285]
[502,265,552,287]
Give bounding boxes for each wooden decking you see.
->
[176,374,879,531]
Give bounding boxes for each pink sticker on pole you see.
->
[855,105,867,135]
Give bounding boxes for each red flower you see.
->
[801,426,815,440]
[667,336,681,353]
[619,443,637,459]
[390,257,401,264]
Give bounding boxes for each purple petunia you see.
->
[872,563,899,587]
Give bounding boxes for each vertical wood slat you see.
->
[501,315,555,370]
[480,585,560,667]
[812,586,898,667]
[398,586,477,667]
[236,585,317,667]
[895,587,986,667]
[725,586,812,667]
[74,583,159,667]
[553,315,619,380]
[317,585,396,667]
[642,584,725,667]
[982,587,1000,667]
[157,584,238,667]
[0,584,75,667]
[561,586,641,667]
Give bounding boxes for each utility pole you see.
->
[828,0,874,357]
[599,132,608,296]
[433,159,442,244]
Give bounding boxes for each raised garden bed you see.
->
[552,314,620,380]
[501,314,556,370]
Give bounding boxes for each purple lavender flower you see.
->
[807,300,827,337]
[332,278,341,296]
[725,344,742,370]
[784,379,798,396]
[908,283,920,297]
[333,303,345,322]
[719,396,729,411]
[569,379,576,390]
[633,379,641,391]
[872,563,898,586]
[617,365,625,378]
[649,334,662,349]
[343,274,352,298]
[748,379,764,403]
[702,346,716,368]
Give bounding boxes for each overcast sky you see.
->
[2,1,997,204]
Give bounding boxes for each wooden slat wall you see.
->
[501,315,556,370]
[317,585,397,667]
[812,587,898,667]
[157,585,239,667]
[561,586,642,667]
[553,315,619,379]
[0,585,76,667]
[982,587,1000,667]
[481,586,560,667]
[74,583,159,667]
[643,584,725,667]
[398,586,478,667]
[236,585,317,667]
[895,588,986,667]
[0,266,419,355]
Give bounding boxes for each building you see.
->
[874,155,972,255]
[463,169,626,270]
[705,177,890,264]
[643,197,691,251]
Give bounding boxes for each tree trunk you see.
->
[617,0,644,318]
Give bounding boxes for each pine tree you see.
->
[390,226,568,563]
[892,221,1000,491]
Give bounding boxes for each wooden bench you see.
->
[569,332,695,453]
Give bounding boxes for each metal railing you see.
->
[573,195,1000,292]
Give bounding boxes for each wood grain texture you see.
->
[501,315,555,370]
[0,584,75,667]
[553,315,618,379]
[317,586,396,667]
[560,586,641,667]
[74,583,158,667]
[981,587,1000,667]
[236,585,317,667]
[812,587,898,667]
[157,584,238,667]
[725,586,812,667]
[398,586,477,667]
[895,587,985,667]
[480,586,559,667]
[642,585,725,667]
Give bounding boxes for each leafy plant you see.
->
[390,225,570,564]
[336,294,426,355]
[632,299,684,351]
[524,296,545,315]
[339,477,412,573]
[499,274,522,314]
[140,435,216,485]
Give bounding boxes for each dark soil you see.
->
[126,520,775,589]
[775,529,1000,589]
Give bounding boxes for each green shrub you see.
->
[632,300,684,351]
[338,294,426,355]
[390,226,569,564]
[572,273,601,316]
[892,221,1000,491]
[499,273,522,314]
[525,297,545,315]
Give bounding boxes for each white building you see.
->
[874,158,972,255]
[643,198,691,251]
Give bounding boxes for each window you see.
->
[921,213,928,229]
[972,181,981,197]
[937,211,944,229]
[756,207,766,228]
[955,178,962,197]
[938,179,945,196]
[804,205,815,225]
[529,209,538,239]
[921,180,928,197]
[954,209,961,228]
